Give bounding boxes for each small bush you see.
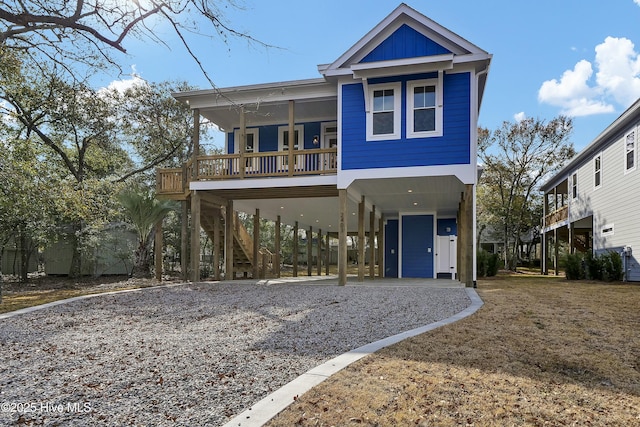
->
[565,253,584,280]
[486,253,500,277]
[585,251,603,280]
[476,250,488,278]
[477,250,500,277]
[601,251,623,282]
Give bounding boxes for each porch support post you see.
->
[253,209,260,279]
[288,100,295,178]
[369,206,376,279]
[307,226,313,276]
[181,200,189,281]
[192,108,200,181]
[458,185,474,287]
[154,218,163,281]
[358,196,365,282]
[213,209,221,280]
[317,229,322,276]
[378,216,384,278]
[293,221,298,277]
[275,215,281,278]
[338,189,348,286]
[325,231,330,276]
[542,230,548,275]
[190,190,201,282]
[554,226,559,276]
[225,200,234,280]
[239,106,246,179]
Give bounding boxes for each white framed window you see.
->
[278,125,304,151]
[366,82,401,141]
[571,172,578,199]
[278,125,304,170]
[625,129,636,173]
[602,223,614,237]
[321,122,338,149]
[233,128,259,154]
[594,153,602,189]
[407,76,443,138]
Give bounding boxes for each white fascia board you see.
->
[173,79,335,109]
[338,164,476,189]
[351,54,454,80]
[189,175,338,191]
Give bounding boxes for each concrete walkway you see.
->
[222,276,483,427]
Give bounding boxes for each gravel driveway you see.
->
[0,280,471,426]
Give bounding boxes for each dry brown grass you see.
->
[268,274,640,426]
[0,275,170,314]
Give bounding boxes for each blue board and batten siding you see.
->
[361,24,450,62]
[341,72,471,170]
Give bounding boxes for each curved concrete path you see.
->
[222,281,484,427]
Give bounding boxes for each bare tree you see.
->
[0,0,270,84]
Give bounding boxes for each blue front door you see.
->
[402,214,434,278]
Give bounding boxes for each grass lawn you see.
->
[267,274,640,426]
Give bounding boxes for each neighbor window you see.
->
[571,172,578,199]
[407,76,443,138]
[625,130,635,172]
[366,82,401,141]
[594,154,602,188]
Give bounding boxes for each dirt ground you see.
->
[267,274,640,426]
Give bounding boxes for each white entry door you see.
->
[437,235,457,279]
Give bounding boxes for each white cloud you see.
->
[538,36,640,116]
[514,112,526,122]
[635,0,640,6]
[100,65,146,94]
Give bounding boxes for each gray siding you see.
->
[569,119,640,280]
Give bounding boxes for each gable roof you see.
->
[319,3,491,78]
[541,98,640,192]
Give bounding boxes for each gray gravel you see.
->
[0,281,471,426]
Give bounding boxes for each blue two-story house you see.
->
[156,3,492,286]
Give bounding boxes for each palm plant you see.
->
[119,190,173,278]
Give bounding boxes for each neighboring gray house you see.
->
[541,98,640,280]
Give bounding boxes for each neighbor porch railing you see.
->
[157,147,337,196]
[544,205,568,227]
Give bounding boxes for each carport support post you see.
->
[181,200,189,281]
[378,216,384,278]
[369,206,375,279]
[190,190,201,282]
[213,210,221,280]
[325,231,330,276]
[253,209,260,279]
[338,189,348,286]
[317,229,322,275]
[358,196,365,282]
[293,221,298,277]
[154,218,163,281]
[307,226,313,276]
[226,200,234,280]
[275,215,281,278]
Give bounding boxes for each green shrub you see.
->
[486,253,500,277]
[585,251,603,280]
[565,253,584,280]
[476,249,488,278]
[601,251,623,282]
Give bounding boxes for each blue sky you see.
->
[103,0,640,152]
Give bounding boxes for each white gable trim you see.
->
[351,54,454,80]
[322,4,488,77]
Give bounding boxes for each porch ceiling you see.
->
[225,175,465,232]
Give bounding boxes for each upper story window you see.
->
[594,154,602,189]
[571,172,578,199]
[278,125,304,151]
[366,82,401,141]
[407,76,443,138]
[625,129,635,173]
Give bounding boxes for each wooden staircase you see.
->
[199,206,271,279]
